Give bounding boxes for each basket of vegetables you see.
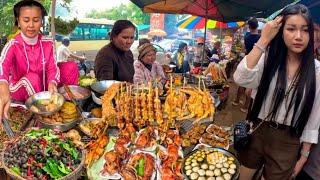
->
[1,128,84,180]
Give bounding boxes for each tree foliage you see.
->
[49,16,79,35]
[86,2,150,25]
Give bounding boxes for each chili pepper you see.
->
[39,139,47,151]
[27,166,31,177]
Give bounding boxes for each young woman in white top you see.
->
[234,4,320,179]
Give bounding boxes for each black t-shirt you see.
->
[244,33,260,55]
[94,43,134,82]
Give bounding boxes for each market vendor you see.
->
[133,43,166,87]
[0,0,59,120]
[203,55,227,81]
[95,20,135,82]
[57,37,85,86]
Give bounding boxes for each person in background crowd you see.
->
[194,37,212,65]
[172,42,190,73]
[133,43,166,88]
[138,38,150,47]
[56,37,85,85]
[234,4,320,179]
[233,17,260,114]
[95,20,135,82]
[0,0,60,121]
[211,41,221,57]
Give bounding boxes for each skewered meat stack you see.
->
[133,85,142,127]
[140,88,148,126]
[154,86,163,126]
[147,82,154,124]
[115,85,125,129]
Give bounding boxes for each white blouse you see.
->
[234,54,320,144]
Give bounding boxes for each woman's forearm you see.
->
[245,38,269,69]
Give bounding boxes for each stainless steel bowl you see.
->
[25,91,65,116]
[90,80,120,95]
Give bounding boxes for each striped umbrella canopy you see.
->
[177,16,245,29]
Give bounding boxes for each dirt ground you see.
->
[214,80,247,127]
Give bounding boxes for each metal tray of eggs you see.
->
[182,147,240,180]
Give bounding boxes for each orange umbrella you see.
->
[147,29,167,37]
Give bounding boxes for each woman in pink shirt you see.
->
[0,0,60,120]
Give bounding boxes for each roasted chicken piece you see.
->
[85,134,108,167]
[135,126,156,149]
[114,137,129,160]
[159,144,183,180]
[102,83,121,119]
[120,165,138,180]
[126,153,155,180]
[101,150,120,175]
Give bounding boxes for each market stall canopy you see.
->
[267,0,319,24]
[177,15,245,29]
[130,0,296,22]
[147,29,167,37]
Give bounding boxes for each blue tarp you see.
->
[138,24,150,31]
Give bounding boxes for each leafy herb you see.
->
[43,159,70,179]
[26,129,57,140]
[58,161,72,174]
[10,166,21,176]
[60,142,79,160]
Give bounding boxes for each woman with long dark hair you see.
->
[234,4,320,179]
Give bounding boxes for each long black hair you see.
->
[14,0,47,26]
[250,4,315,136]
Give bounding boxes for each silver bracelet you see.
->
[301,150,310,158]
[254,43,266,53]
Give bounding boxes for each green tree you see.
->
[86,2,150,25]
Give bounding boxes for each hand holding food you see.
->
[48,81,58,94]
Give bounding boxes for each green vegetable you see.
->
[10,166,21,176]
[79,77,96,87]
[58,161,72,174]
[26,129,57,140]
[136,158,145,177]
[43,159,70,179]
[60,142,79,160]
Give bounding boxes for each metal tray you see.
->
[182,147,240,180]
